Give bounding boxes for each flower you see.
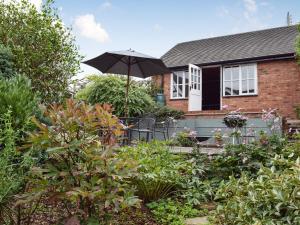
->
[222,104,229,110]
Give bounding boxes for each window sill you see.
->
[169,98,188,101]
[223,94,258,98]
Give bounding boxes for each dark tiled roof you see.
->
[161,25,299,68]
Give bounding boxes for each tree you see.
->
[76,75,155,117]
[0,0,82,103]
[0,44,16,79]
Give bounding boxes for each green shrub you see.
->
[173,128,197,147]
[147,105,185,122]
[0,75,39,139]
[213,159,300,225]
[147,199,205,225]
[0,110,34,224]
[0,44,16,79]
[76,75,155,117]
[119,141,193,202]
[23,99,139,221]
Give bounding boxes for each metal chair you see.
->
[128,117,156,142]
[154,117,177,140]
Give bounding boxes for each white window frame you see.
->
[222,63,258,97]
[170,70,189,99]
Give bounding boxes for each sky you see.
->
[26,0,300,77]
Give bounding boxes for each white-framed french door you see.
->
[188,64,202,111]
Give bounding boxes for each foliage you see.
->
[0,75,39,138]
[213,156,300,225]
[119,141,193,202]
[76,75,155,117]
[223,110,248,128]
[23,99,139,220]
[0,0,82,103]
[0,44,16,79]
[138,79,163,97]
[147,105,185,122]
[147,199,205,225]
[172,128,198,147]
[296,24,300,65]
[0,110,34,224]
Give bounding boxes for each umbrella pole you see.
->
[125,57,131,117]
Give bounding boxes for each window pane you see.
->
[172,85,177,98]
[241,66,247,80]
[247,65,255,79]
[173,73,178,85]
[224,68,231,81]
[185,72,189,85]
[178,85,183,97]
[232,67,239,80]
[242,80,248,93]
[232,80,239,95]
[224,81,231,96]
[178,72,183,85]
[248,79,255,93]
[185,84,189,97]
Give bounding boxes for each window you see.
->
[223,64,257,96]
[171,71,189,99]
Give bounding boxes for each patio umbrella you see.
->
[83,49,169,116]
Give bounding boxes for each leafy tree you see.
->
[76,75,155,117]
[0,44,16,79]
[0,0,82,103]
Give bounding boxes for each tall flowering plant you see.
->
[261,108,281,134]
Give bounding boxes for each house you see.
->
[154,25,300,119]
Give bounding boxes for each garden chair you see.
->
[154,117,177,140]
[128,117,156,142]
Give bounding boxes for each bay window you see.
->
[171,71,189,99]
[223,64,257,96]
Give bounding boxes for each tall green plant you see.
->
[119,141,193,202]
[76,75,155,117]
[0,75,39,137]
[0,44,16,79]
[0,110,34,224]
[0,0,82,103]
[24,99,139,221]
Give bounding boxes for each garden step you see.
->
[185,216,209,225]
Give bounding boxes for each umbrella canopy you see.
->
[82,49,169,116]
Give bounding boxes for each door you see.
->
[188,64,202,111]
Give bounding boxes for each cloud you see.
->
[217,6,229,17]
[243,0,257,13]
[101,1,112,9]
[74,14,109,43]
[153,24,163,32]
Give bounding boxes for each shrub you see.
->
[213,159,300,225]
[0,110,34,224]
[23,99,139,221]
[173,128,198,147]
[147,199,205,225]
[0,0,82,103]
[0,44,16,79]
[119,141,193,202]
[147,105,185,122]
[0,75,39,139]
[76,75,155,117]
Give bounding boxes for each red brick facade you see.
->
[154,59,300,119]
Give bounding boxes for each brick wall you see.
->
[154,59,300,119]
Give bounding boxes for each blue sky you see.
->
[51,0,300,77]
